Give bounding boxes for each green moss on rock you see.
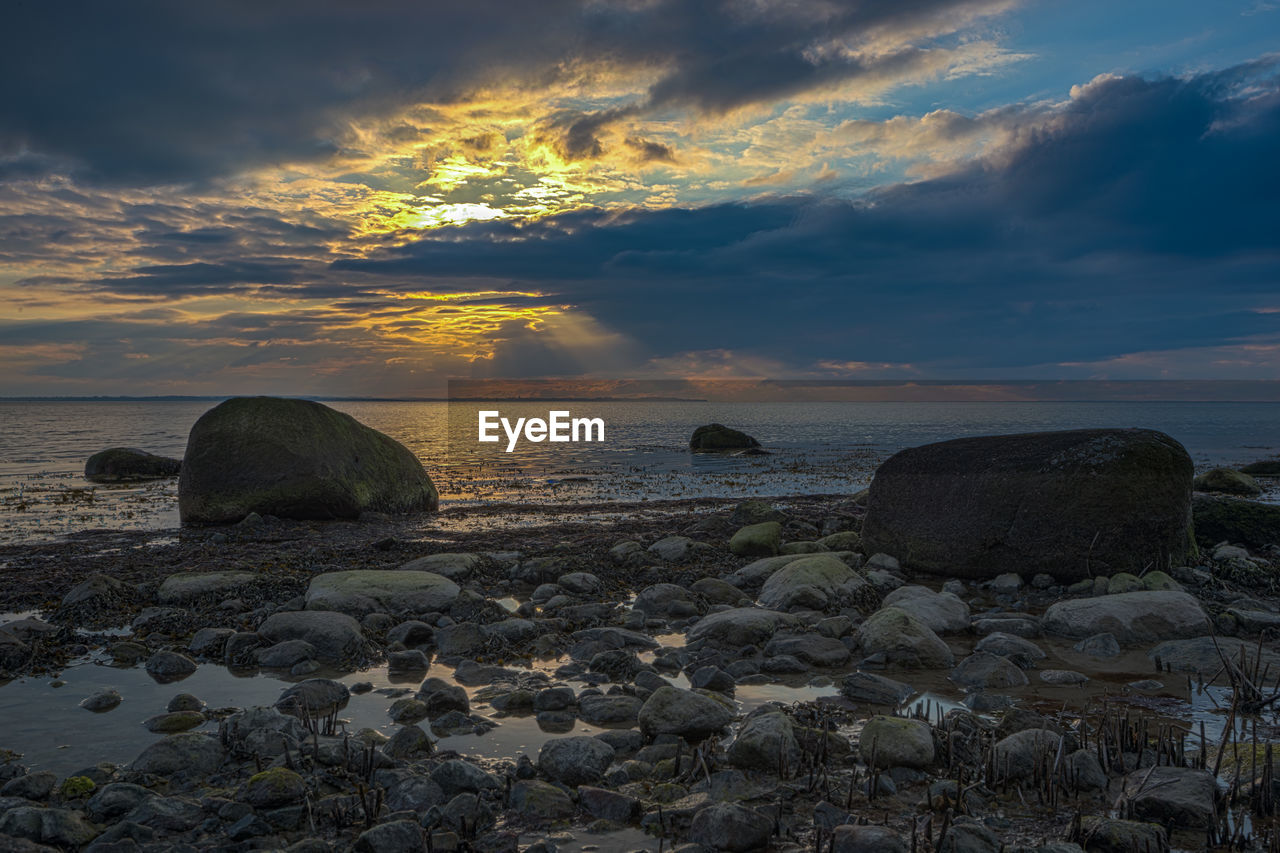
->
[178,397,437,522]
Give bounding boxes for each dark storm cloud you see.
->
[336,62,1280,370]
[1,0,1008,184]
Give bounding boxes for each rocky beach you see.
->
[2,402,1280,853]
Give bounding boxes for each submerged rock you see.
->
[178,396,437,522]
[84,447,180,482]
[862,428,1194,581]
[690,424,760,451]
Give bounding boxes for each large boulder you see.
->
[1042,591,1208,645]
[1192,493,1280,549]
[305,570,459,618]
[862,428,1194,581]
[690,423,760,451]
[84,447,180,482]
[178,396,437,522]
[758,554,877,613]
[131,732,224,777]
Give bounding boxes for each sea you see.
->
[0,399,1277,544]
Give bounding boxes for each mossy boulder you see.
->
[240,766,305,808]
[59,776,95,799]
[729,521,781,557]
[862,428,1194,582]
[690,423,760,451]
[854,607,954,669]
[1192,493,1280,549]
[1194,467,1262,497]
[84,447,180,482]
[758,554,877,613]
[178,396,437,523]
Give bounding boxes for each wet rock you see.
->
[220,707,307,756]
[189,627,234,658]
[993,729,1060,782]
[533,686,575,711]
[179,396,437,522]
[1043,591,1208,645]
[0,806,100,847]
[130,732,223,777]
[85,447,180,482]
[386,620,434,647]
[690,666,735,693]
[758,554,875,613]
[729,521,781,557]
[354,819,426,853]
[840,671,914,705]
[1067,749,1108,790]
[143,650,197,682]
[388,649,430,673]
[386,776,445,812]
[388,697,429,724]
[510,779,573,820]
[988,573,1024,594]
[1074,633,1121,658]
[125,795,204,831]
[687,607,800,647]
[728,711,800,771]
[882,586,970,634]
[431,759,500,796]
[1040,669,1089,685]
[688,802,772,851]
[634,583,698,617]
[433,623,486,656]
[223,631,263,666]
[256,639,317,668]
[61,573,132,612]
[384,725,434,759]
[86,782,154,822]
[1121,766,1217,827]
[81,688,123,712]
[143,710,205,733]
[157,571,259,604]
[276,678,350,717]
[1148,636,1280,679]
[1077,816,1167,853]
[950,653,1029,689]
[258,610,365,662]
[578,694,643,726]
[832,825,908,853]
[305,570,459,618]
[578,785,639,822]
[690,424,760,451]
[648,535,704,562]
[418,677,470,715]
[972,617,1041,638]
[239,771,302,810]
[1,771,56,800]
[399,552,482,580]
[854,607,955,668]
[639,687,735,739]
[1195,467,1262,497]
[691,577,749,606]
[764,633,850,667]
[974,633,1045,667]
[859,716,934,769]
[937,819,1001,853]
[539,736,615,785]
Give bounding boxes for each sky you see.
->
[1,0,1278,397]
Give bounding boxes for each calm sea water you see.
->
[0,399,1276,543]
